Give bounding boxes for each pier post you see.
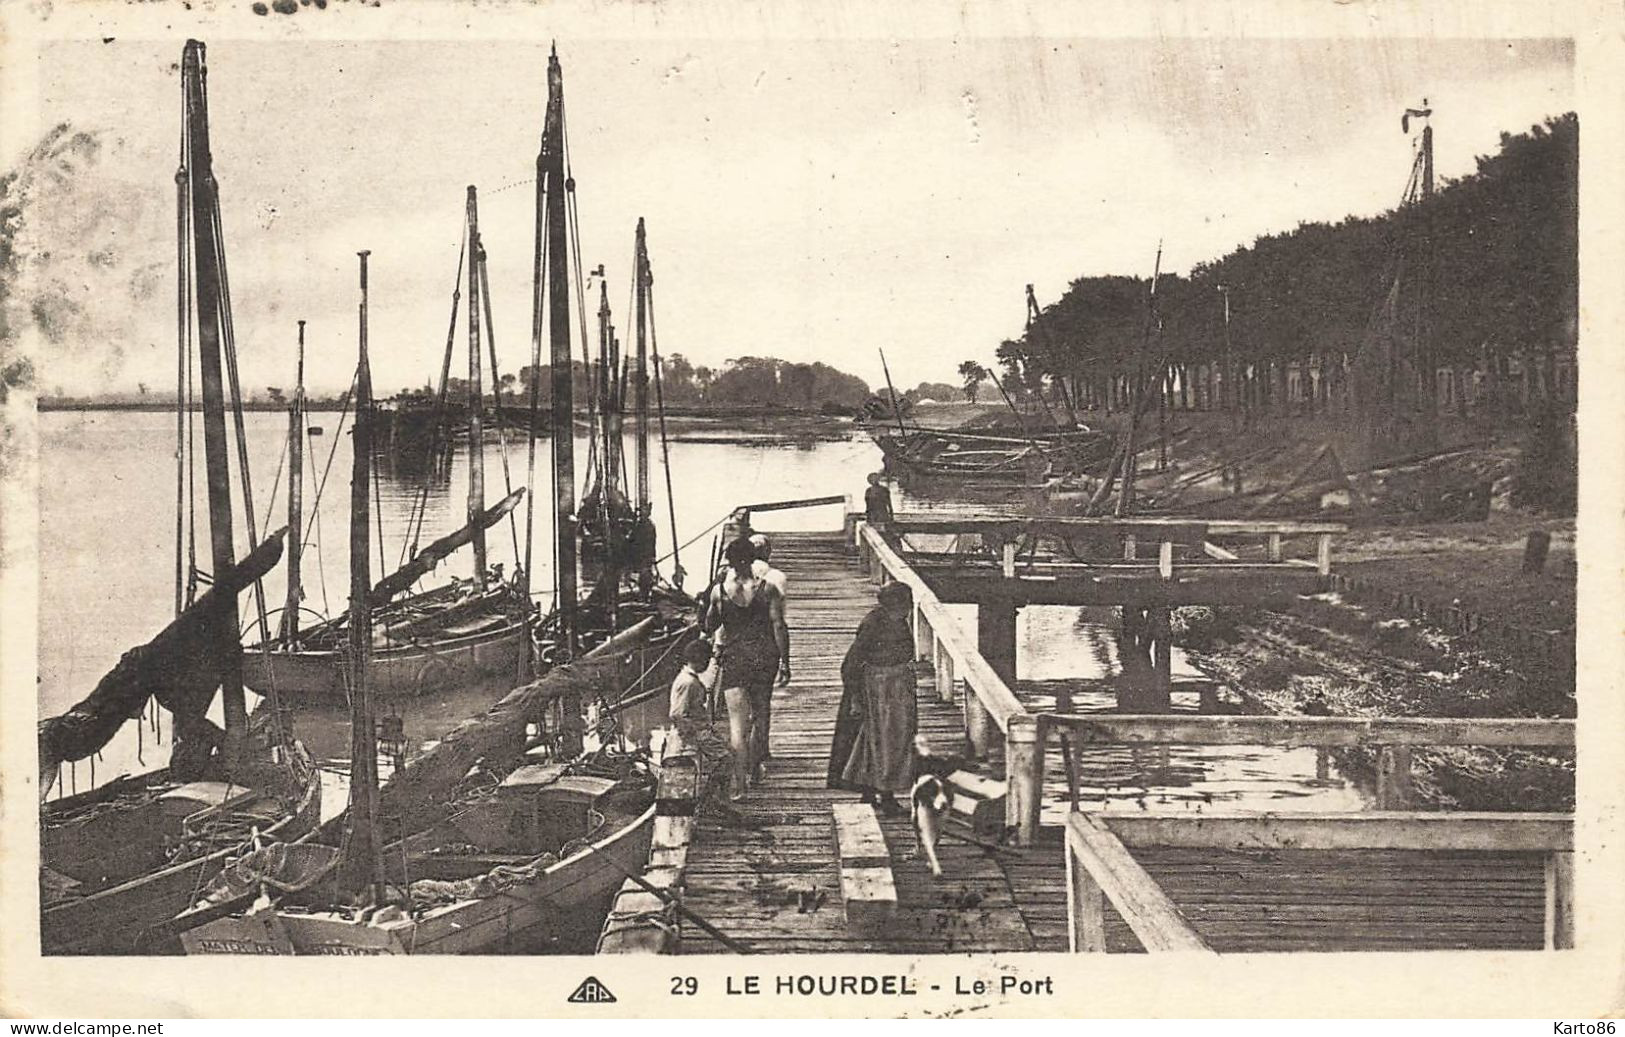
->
[1376,746,1414,809]
[934,641,956,704]
[1006,717,1043,847]
[1150,607,1173,692]
[965,692,996,760]
[1545,851,1575,949]
[1066,832,1107,952]
[913,605,931,662]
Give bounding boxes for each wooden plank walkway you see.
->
[679,531,1038,954]
[677,530,1549,955]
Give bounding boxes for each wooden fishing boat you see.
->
[243,583,531,701]
[43,741,322,955]
[240,184,537,704]
[173,46,703,957]
[39,40,321,955]
[178,756,656,956]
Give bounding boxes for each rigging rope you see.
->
[404,232,467,567]
[477,249,524,568]
[645,281,683,583]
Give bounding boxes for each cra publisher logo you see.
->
[567,977,617,1005]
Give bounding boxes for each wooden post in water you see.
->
[1150,606,1172,694]
[1376,746,1414,809]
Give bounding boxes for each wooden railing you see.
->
[1066,809,1575,953]
[853,519,1044,835]
[891,515,1345,577]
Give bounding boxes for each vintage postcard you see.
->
[1,0,1621,1020]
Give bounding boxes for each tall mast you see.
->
[598,275,620,495]
[878,348,907,437]
[542,45,577,655]
[634,218,650,509]
[343,249,385,903]
[466,185,488,589]
[281,319,305,645]
[180,39,247,774]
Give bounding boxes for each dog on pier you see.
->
[909,736,969,878]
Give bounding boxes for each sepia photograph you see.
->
[0,0,1619,1020]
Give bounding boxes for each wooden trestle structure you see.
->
[599,511,1574,955]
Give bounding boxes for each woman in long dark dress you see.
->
[830,581,916,815]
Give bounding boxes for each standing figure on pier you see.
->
[704,536,791,797]
[838,581,917,816]
[864,472,894,528]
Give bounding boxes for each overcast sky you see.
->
[19,34,1572,396]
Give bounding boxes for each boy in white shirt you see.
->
[668,639,735,804]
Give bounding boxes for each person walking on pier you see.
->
[704,536,791,797]
[836,581,917,816]
[748,533,789,762]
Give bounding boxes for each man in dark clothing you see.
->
[864,472,894,527]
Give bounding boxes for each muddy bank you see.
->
[1170,594,1574,812]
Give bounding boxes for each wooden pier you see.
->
[600,517,1574,956]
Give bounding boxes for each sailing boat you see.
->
[241,188,533,703]
[174,49,695,955]
[38,39,321,955]
[178,226,662,956]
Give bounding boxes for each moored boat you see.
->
[39,39,321,955]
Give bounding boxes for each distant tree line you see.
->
[979,114,1578,428]
[387,355,872,414]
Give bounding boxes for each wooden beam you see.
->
[919,569,1325,608]
[831,803,898,930]
[892,515,1345,536]
[1036,714,1575,748]
[1103,811,1573,852]
[1065,813,1213,954]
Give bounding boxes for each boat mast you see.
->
[541,45,578,656]
[343,249,385,903]
[467,185,488,590]
[281,319,305,646]
[180,40,248,774]
[634,218,650,510]
[878,348,908,438]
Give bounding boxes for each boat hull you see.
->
[181,802,657,955]
[243,620,529,703]
[40,743,323,955]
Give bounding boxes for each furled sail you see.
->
[38,529,287,785]
[368,487,525,607]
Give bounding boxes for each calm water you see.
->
[38,409,1364,816]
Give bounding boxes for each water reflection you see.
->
[1012,605,1371,823]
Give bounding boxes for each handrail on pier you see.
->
[854,514,1572,850]
[1065,810,1576,953]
